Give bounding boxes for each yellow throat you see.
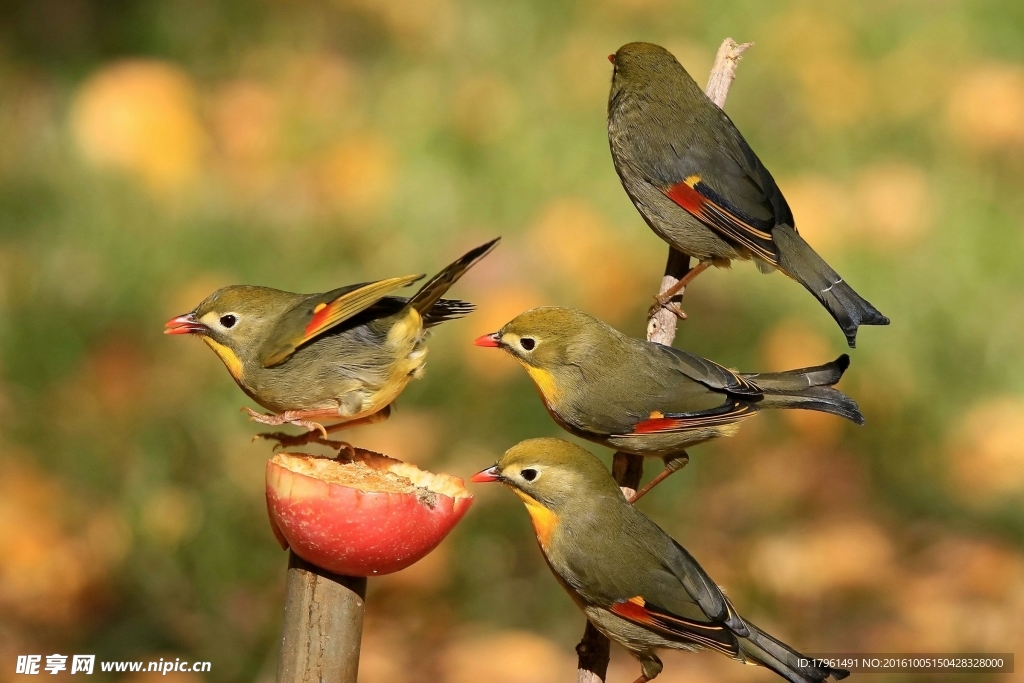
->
[518,362,560,406]
[202,337,244,380]
[513,489,559,550]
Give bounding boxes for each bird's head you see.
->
[472,306,610,372]
[471,438,622,515]
[609,42,682,83]
[165,285,296,377]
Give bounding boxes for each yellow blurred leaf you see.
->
[71,60,204,193]
[947,396,1024,504]
[855,162,933,250]
[948,64,1024,150]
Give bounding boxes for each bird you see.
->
[607,41,888,348]
[165,238,499,446]
[471,437,851,683]
[474,306,862,500]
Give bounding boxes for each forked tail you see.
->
[774,225,888,348]
[743,354,864,425]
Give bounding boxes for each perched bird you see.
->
[608,42,888,347]
[472,438,850,683]
[166,238,498,442]
[474,307,862,499]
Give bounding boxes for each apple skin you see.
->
[266,453,474,577]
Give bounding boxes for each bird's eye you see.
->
[520,337,536,351]
[520,468,538,482]
[220,314,237,329]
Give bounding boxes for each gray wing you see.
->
[647,342,763,398]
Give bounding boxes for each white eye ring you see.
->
[520,468,539,482]
[219,313,238,329]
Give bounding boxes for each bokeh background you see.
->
[2,0,1024,681]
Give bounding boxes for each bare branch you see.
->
[706,38,754,110]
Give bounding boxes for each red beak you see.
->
[164,313,208,335]
[608,54,615,64]
[473,332,501,348]
[470,465,500,483]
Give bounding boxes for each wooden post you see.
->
[277,550,366,683]
[575,37,752,683]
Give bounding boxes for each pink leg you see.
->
[253,405,392,452]
[628,452,689,504]
[649,262,710,319]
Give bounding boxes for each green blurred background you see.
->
[2,0,1023,681]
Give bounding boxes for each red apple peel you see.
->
[266,449,473,577]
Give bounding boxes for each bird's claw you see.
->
[243,407,328,438]
[255,430,352,453]
[648,296,687,320]
[664,452,690,472]
[292,418,329,438]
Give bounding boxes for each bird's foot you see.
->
[253,429,350,453]
[243,408,328,438]
[664,452,690,473]
[333,441,357,461]
[646,261,710,320]
[648,296,688,320]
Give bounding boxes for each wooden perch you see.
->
[575,37,752,683]
[277,550,366,683]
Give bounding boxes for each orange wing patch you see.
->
[663,177,777,264]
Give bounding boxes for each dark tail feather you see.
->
[743,355,850,391]
[774,225,888,348]
[423,298,475,327]
[739,623,850,683]
[408,238,500,314]
[743,355,864,425]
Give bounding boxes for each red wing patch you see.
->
[609,597,738,655]
[303,301,332,336]
[630,403,756,435]
[609,596,654,624]
[633,416,691,434]
[664,177,778,265]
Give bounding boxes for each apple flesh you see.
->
[266,449,473,577]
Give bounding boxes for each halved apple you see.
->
[266,449,473,577]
